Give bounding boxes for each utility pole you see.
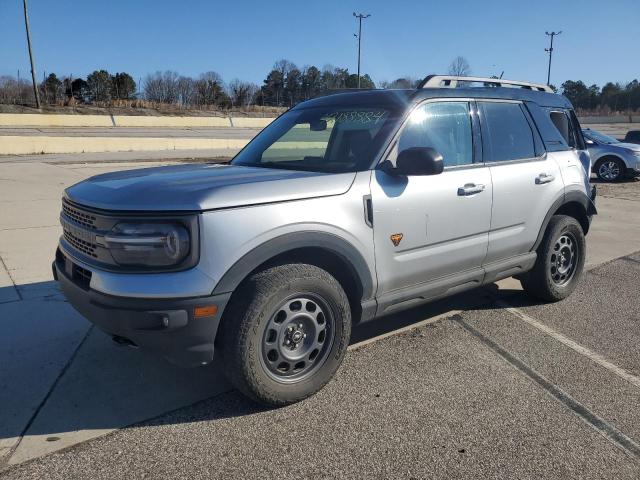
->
[22,0,41,109]
[353,12,370,89]
[545,31,562,86]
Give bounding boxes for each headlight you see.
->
[630,150,640,157]
[104,222,190,267]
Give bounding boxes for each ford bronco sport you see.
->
[53,75,597,406]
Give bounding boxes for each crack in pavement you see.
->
[497,300,640,390]
[1,325,94,469]
[452,314,640,462]
[0,254,21,302]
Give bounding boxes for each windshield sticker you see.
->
[327,111,387,125]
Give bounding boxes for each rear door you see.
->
[479,101,564,264]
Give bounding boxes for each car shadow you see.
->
[0,278,508,454]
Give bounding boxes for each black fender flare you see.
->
[211,231,375,301]
[531,190,596,251]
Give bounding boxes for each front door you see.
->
[370,100,492,304]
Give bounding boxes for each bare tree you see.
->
[143,71,179,103]
[273,59,296,76]
[194,71,226,106]
[228,79,258,107]
[0,75,32,104]
[176,76,196,106]
[448,56,471,76]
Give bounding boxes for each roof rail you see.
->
[418,75,554,93]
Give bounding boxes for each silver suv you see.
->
[53,75,596,406]
[582,128,640,181]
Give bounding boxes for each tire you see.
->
[219,263,351,406]
[595,157,625,182]
[520,215,585,302]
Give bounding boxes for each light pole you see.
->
[353,12,370,89]
[545,31,562,86]
[22,0,41,109]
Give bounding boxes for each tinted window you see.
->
[550,111,571,146]
[480,102,536,161]
[398,102,473,167]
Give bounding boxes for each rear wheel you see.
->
[595,157,625,182]
[520,215,585,302]
[219,263,351,406]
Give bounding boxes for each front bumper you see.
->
[53,251,231,367]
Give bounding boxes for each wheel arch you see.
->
[212,231,375,322]
[592,154,625,170]
[531,191,594,251]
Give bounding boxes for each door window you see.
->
[397,102,473,167]
[479,102,536,161]
[549,111,572,146]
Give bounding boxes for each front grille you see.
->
[64,230,98,258]
[62,202,97,230]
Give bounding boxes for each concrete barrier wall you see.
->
[0,113,276,128]
[230,117,275,128]
[578,115,638,124]
[0,136,332,155]
[113,115,231,128]
[0,113,114,127]
[0,136,250,155]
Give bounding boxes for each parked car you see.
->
[53,75,596,406]
[582,128,640,181]
[624,130,640,145]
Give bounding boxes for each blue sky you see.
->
[1,0,638,88]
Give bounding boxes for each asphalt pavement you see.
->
[2,255,640,479]
[0,161,639,478]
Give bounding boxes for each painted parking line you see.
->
[453,314,640,461]
[498,300,640,390]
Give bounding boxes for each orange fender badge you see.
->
[390,233,403,247]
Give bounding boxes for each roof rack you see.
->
[418,75,554,93]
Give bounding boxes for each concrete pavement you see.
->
[0,159,638,473]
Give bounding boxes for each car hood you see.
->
[65,163,356,211]
[615,142,640,152]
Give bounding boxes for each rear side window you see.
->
[479,102,536,162]
[549,110,585,149]
[549,111,572,146]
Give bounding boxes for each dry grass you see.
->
[0,101,285,118]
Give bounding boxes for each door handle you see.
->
[457,183,485,196]
[535,173,555,184]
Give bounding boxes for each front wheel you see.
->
[520,215,586,302]
[219,263,351,406]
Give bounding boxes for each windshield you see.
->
[583,129,619,145]
[232,106,395,173]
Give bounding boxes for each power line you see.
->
[353,12,371,89]
[545,31,562,86]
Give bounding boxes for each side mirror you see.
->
[309,119,327,131]
[390,147,444,176]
